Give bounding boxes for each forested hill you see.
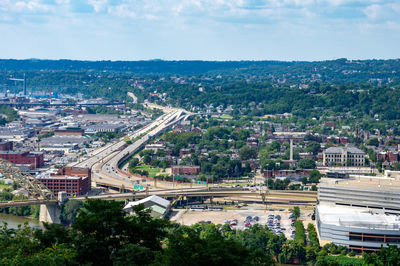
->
[1,58,400,85]
[0,59,296,75]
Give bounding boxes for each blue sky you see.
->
[0,0,399,61]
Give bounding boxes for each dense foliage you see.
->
[0,189,40,218]
[3,199,400,265]
[0,105,18,125]
[3,59,400,124]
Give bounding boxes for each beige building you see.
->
[323,146,365,166]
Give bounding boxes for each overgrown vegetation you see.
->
[3,199,400,265]
[0,104,18,125]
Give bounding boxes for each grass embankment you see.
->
[135,165,162,177]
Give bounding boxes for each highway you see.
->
[71,109,187,191]
[0,189,317,208]
[74,189,318,205]
[67,105,317,206]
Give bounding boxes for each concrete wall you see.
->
[39,203,61,224]
[318,186,400,213]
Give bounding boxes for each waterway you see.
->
[0,213,42,229]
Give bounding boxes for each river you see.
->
[0,213,42,229]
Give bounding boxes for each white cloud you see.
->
[363,4,382,20]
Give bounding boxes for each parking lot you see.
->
[170,205,314,240]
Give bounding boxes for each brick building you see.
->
[0,140,13,151]
[54,128,84,136]
[263,169,312,179]
[172,165,201,175]
[37,167,91,196]
[0,151,44,169]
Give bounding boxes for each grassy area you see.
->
[220,114,233,119]
[135,165,162,177]
[0,183,10,190]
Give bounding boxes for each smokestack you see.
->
[23,73,26,96]
[290,139,293,161]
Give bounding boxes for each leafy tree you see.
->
[294,220,306,246]
[297,158,316,169]
[308,170,322,183]
[60,199,83,225]
[266,178,291,190]
[366,138,379,147]
[157,225,251,266]
[238,145,257,160]
[305,142,321,155]
[363,244,400,266]
[267,141,281,153]
[0,223,77,265]
[393,162,400,171]
[72,199,168,265]
[292,206,300,219]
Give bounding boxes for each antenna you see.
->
[23,73,26,96]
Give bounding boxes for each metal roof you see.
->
[324,146,365,154]
[123,195,170,210]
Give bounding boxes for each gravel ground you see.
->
[169,206,315,239]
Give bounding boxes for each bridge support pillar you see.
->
[39,203,61,224]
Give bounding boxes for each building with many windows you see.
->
[0,151,44,169]
[322,146,365,166]
[36,167,91,196]
[316,176,400,252]
[172,165,201,175]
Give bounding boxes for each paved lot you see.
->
[170,206,315,239]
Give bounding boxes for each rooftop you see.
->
[36,174,81,180]
[317,204,400,231]
[324,146,365,154]
[124,195,170,209]
[319,176,400,192]
[40,136,88,145]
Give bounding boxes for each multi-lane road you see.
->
[71,109,187,191]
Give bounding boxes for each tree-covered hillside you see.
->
[1,58,400,122]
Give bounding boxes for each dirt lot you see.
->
[170,204,315,239]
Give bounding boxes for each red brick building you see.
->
[387,152,399,163]
[54,128,84,136]
[0,151,44,169]
[172,166,200,175]
[263,169,312,179]
[37,167,91,196]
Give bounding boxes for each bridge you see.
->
[0,106,317,224]
[0,158,60,223]
[75,188,318,206]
